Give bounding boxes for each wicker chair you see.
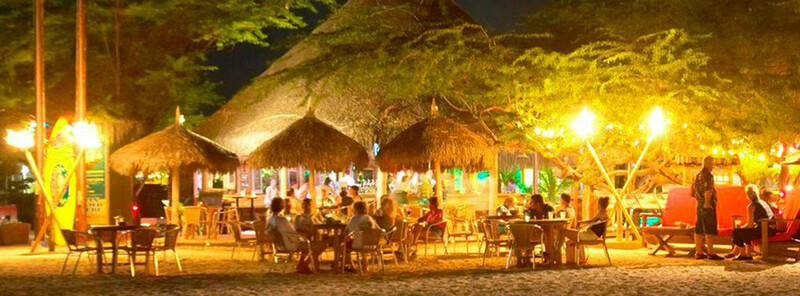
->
[60,229,100,275]
[182,206,206,239]
[573,221,612,266]
[447,205,478,254]
[481,219,510,266]
[506,224,544,269]
[122,228,159,277]
[343,228,385,274]
[153,226,183,273]
[414,221,449,258]
[382,220,409,263]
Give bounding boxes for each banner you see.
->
[86,140,108,225]
[44,118,76,246]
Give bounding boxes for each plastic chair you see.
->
[414,220,449,258]
[447,204,477,254]
[268,228,313,273]
[506,224,544,269]
[252,220,273,261]
[229,221,257,260]
[60,229,100,275]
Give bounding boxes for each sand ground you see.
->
[1,238,799,296]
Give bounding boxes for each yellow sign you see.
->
[44,118,76,246]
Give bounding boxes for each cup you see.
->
[547,212,554,219]
[559,211,566,219]
[524,214,530,222]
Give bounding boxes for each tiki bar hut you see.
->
[247,111,369,208]
[377,103,497,205]
[109,108,239,222]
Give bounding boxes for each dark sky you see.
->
[207,0,548,102]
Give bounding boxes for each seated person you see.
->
[412,197,445,240]
[373,195,402,232]
[344,201,379,271]
[555,193,577,227]
[338,189,354,216]
[293,198,322,239]
[525,194,554,220]
[267,197,325,273]
[496,196,517,216]
[726,185,777,260]
[560,196,609,264]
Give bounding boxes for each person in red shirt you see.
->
[408,197,446,258]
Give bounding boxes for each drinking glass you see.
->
[547,212,554,219]
[559,211,566,219]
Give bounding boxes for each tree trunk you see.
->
[171,166,180,225]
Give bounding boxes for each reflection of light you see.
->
[682,123,688,129]
[523,168,534,187]
[179,115,186,124]
[542,129,555,138]
[21,165,30,177]
[571,107,595,139]
[758,154,766,161]
[4,129,34,149]
[785,185,794,192]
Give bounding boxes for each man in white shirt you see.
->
[264,179,278,206]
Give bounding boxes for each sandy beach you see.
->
[1,239,799,296]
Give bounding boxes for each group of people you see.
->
[263,187,446,273]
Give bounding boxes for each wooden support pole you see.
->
[34,0,46,238]
[488,153,499,215]
[74,0,88,233]
[585,142,641,241]
[201,169,210,190]
[375,167,386,208]
[308,170,317,213]
[279,168,288,198]
[171,166,180,225]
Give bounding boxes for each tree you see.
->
[0,0,335,130]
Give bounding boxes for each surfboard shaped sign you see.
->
[43,118,77,246]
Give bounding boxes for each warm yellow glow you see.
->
[5,129,34,149]
[785,184,794,192]
[72,121,101,149]
[647,106,667,139]
[523,168,534,187]
[571,107,595,139]
[758,154,766,161]
[179,115,186,125]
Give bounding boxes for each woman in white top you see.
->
[344,201,378,271]
[560,197,609,264]
[267,197,324,273]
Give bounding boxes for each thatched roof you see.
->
[109,119,240,175]
[377,115,495,172]
[247,112,369,171]
[194,0,476,156]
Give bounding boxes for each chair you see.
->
[182,206,206,239]
[447,205,478,254]
[123,228,159,277]
[60,229,99,275]
[481,219,510,266]
[205,206,222,239]
[383,221,409,263]
[153,226,183,273]
[379,226,401,265]
[268,228,312,273]
[415,220,448,258]
[252,220,273,261]
[573,221,612,266]
[405,205,423,220]
[506,223,544,270]
[757,190,800,261]
[229,221,257,260]
[343,228,385,274]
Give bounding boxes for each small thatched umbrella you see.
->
[377,102,495,202]
[247,111,369,209]
[110,107,239,222]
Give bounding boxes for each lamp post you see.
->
[571,107,642,240]
[6,121,100,252]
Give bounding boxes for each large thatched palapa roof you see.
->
[247,112,369,171]
[109,112,240,175]
[194,0,476,156]
[377,114,495,172]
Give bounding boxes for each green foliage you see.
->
[538,167,572,203]
[0,0,335,130]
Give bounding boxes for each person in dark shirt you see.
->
[525,194,554,220]
[726,185,776,260]
[692,156,723,260]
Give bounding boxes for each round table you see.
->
[90,225,141,274]
[313,223,348,269]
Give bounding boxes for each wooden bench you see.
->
[757,190,800,262]
[643,186,749,256]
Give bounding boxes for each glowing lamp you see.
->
[131,204,140,212]
[647,106,667,139]
[72,121,101,149]
[571,107,595,139]
[4,129,34,149]
[785,185,794,192]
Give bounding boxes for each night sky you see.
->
[208,0,548,101]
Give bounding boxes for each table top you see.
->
[485,215,523,220]
[314,223,347,230]
[90,225,141,231]
[513,218,571,224]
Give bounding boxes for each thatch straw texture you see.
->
[377,116,495,172]
[193,0,474,156]
[109,123,239,175]
[247,114,369,171]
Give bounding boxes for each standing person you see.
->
[264,179,278,206]
[297,176,310,200]
[418,175,433,201]
[320,178,334,203]
[692,156,723,260]
[726,185,777,260]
